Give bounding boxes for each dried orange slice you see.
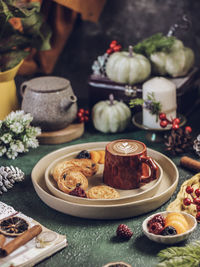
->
[165,213,189,229]
[90,151,101,163]
[165,220,188,234]
[98,150,105,164]
[0,216,29,237]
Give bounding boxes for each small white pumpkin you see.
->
[150,39,195,77]
[106,46,151,85]
[92,94,131,133]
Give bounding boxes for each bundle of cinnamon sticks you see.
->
[0,225,42,257]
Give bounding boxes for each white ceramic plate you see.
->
[142,211,197,244]
[31,142,179,219]
[45,150,163,205]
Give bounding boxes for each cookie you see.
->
[57,168,88,194]
[87,185,120,199]
[90,150,105,164]
[53,158,98,181]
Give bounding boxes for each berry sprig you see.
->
[159,113,181,129]
[106,40,122,55]
[183,186,200,221]
[77,108,89,123]
[159,112,192,133]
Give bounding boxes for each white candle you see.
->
[142,77,177,129]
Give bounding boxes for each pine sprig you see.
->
[157,242,200,267]
[134,33,175,57]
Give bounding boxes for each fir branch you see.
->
[129,98,144,108]
[134,33,176,57]
[157,242,200,267]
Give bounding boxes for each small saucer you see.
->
[132,112,187,142]
[142,211,197,244]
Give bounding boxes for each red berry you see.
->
[113,45,122,52]
[84,116,89,122]
[196,205,200,212]
[193,197,200,205]
[106,48,113,54]
[159,113,166,120]
[84,110,89,115]
[148,222,164,235]
[186,186,194,194]
[185,126,192,133]
[195,189,200,197]
[77,112,83,118]
[160,120,168,128]
[183,198,192,206]
[172,118,180,124]
[172,123,179,130]
[79,117,84,122]
[116,224,133,240]
[147,214,165,228]
[196,212,200,221]
[110,40,117,45]
[79,108,84,114]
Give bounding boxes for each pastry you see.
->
[87,185,120,199]
[57,168,88,194]
[53,158,98,181]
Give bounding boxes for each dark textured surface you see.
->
[0,106,200,267]
[16,0,200,107]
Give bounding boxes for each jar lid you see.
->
[25,76,70,93]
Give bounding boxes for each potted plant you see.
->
[0,0,51,119]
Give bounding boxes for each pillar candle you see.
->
[142,77,177,129]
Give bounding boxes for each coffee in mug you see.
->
[103,139,158,190]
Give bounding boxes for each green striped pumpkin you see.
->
[92,95,131,133]
[106,46,151,85]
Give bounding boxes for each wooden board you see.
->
[38,123,84,144]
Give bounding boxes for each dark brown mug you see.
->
[103,139,159,190]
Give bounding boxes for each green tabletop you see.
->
[0,110,200,267]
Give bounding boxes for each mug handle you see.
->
[20,82,29,98]
[139,155,158,184]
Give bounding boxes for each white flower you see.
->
[0,146,7,156]
[0,133,12,144]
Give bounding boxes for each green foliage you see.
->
[0,110,41,159]
[129,92,162,119]
[157,242,200,267]
[0,0,51,72]
[134,33,175,57]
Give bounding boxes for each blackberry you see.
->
[116,224,133,240]
[161,226,177,236]
[147,214,165,228]
[69,184,87,198]
[148,222,164,235]
[76,150,91,159]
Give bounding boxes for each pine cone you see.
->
[0,166,25,194]
[165,128,193,155]
[194,134,200,157]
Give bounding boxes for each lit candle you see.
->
[142,77,177,129]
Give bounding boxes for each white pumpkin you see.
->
[92,95,131,133]
[150,40,195,77]
[106,46,151,85]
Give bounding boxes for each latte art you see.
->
[113,142,138,154]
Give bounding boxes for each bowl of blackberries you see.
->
[142,211,197,244]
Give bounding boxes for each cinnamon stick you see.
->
[0,234,6,249]
[180,156,200,172]
[0,225,42,257]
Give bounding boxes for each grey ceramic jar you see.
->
[21,76,78,131]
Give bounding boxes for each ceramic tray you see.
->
[45,150,163,205]
[31,142,179,219]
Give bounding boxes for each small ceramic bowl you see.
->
[142,211,197,244]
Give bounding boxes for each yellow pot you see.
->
[0,60,23,120]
